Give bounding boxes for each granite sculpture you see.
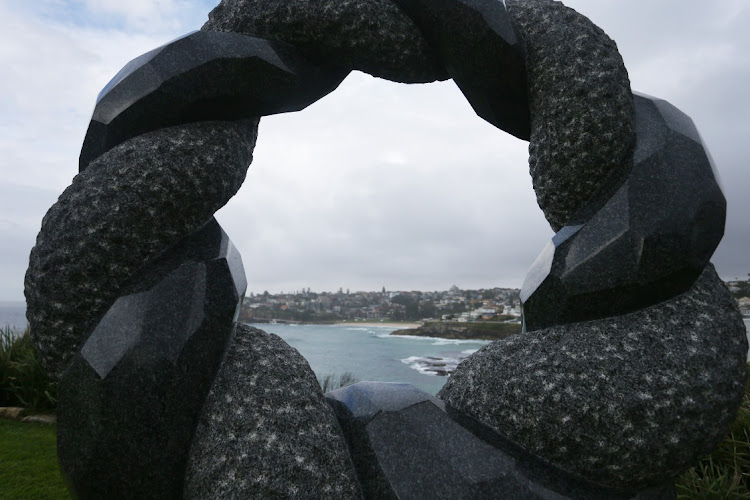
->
[24,0,747,497]
[57,219,245,497]
[520,92,727,332]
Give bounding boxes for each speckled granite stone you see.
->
[185,324,362,499]
[202,0,448,83]
[440,264,748,489]
[506,0,636,230]
[57,219,244,499]
[25,120,258,380]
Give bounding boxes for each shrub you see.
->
[675,362,750,498]
[0,326,57,412]
[318,372,359,393]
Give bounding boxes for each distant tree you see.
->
[419,302,437,319]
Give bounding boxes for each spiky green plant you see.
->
[0,325,57,411]
[675,363,750,498]
[319,372,359,393]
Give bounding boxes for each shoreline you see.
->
[335,322,421,328]
[245,320,421,329]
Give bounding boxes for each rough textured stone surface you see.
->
[440,264,748,489]
[185,324,362,499]
[521,93,726,331]
[202,0,448,83]
[25,119,258,381]
[81,30,346,170]
[326,382,675,499]
[57,219,244,499]
[506,0,635,230]
[391,0,529,139]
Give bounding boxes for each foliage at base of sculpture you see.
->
[0,327,56,411]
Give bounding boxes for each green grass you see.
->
[0,419,70,499]
[675,363,750,498]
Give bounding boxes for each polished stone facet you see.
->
[327,382,676,499]
[391,0,530,139]
[521,93,726,332]
[57,219,245,499]
[80,29,347,170]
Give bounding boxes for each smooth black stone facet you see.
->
[521,93,725,332]
[57,218,245,499]
[392,0,530,139]
[80,29,347,170]
[326,382,675,499]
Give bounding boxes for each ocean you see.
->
[250,323,488,395]
[2,303,750,394]
[0,302,27,333]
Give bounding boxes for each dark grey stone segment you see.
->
[57,218,245,499]
[520,93,726,332]
[327,382,675,499]
[202,0,449,83]
[506,0,635,230]
[391,0,530,140]
[80,30,346,170]
[185,324,362,499]
[441,264,748,489]
[26,119,258,381]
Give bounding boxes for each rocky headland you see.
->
[391,321,522,341]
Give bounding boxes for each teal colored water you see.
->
[250,323,489,395]
[2,304,749,390]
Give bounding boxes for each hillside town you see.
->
[240,285,522,323]
[241,274,750,323]
[727,275,750,317]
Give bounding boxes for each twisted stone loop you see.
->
[24,0,747,496]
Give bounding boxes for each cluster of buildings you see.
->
[726,277,750,317]
[242,285,522,322]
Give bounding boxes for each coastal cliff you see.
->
[391,321,522,341]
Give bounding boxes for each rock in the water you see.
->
[521,93,726,331]
[390,0,529,139]
[185,324,362,499]
[25,119,257,381]
[57,218,245,499]
[80,30,347,170]
[326,382,675,499]
[202,0,448,83]
[441,263,748,489]
[506,0,636,230]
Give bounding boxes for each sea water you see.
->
[2,305,749,393]
[0,301,27,333]
[250,323,488,395]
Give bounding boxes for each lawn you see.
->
[0,419,70,499]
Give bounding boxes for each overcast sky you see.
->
[0,0,748,301]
